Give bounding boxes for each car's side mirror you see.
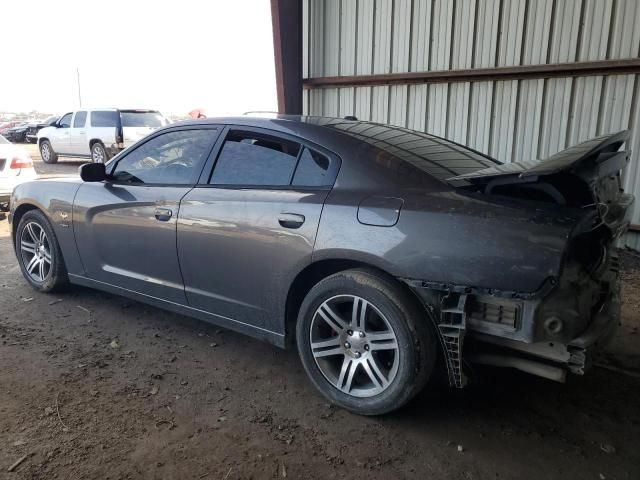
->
[79,163,107,182]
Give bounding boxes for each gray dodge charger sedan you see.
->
[9,115,633,415]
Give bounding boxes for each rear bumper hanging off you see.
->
[405,252,622,386]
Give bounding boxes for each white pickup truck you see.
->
[37,109,169,164]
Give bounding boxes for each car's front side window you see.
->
[111,129,215,185]
[210,131,301,186]
[58,113,72,128]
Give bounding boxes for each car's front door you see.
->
[69,111,88,155]
[50,112,73,153]
[73,126,219,303]
[177,127,340,333]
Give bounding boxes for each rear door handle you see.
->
[278,213,305,229]
[155,208,173,221]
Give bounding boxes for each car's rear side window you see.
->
[210,131,301,186]
[73,111,87,128]
[91,111,118,127]
[292,148,332,187]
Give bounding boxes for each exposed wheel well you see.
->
[89,139,104,149]
[284,259,422,347]
[38,137,49,146]
[11,204,39,243]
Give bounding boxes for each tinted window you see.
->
[312,118,499,182]
[111,129,215,185]
[121,112,166,127]
[73,111,87,128]
[91,111,118,127]
[292,148,332,187]
[210,131,301,186]
[58,113,72,128]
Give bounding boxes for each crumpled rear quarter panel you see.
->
[314,189,578,294]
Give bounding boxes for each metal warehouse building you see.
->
[271,0,640,248]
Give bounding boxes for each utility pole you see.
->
[76,67,82,108]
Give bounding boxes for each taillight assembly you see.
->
[10,157,33,169]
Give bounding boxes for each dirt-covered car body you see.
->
[8,116,633,387]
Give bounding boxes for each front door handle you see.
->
[155,208,173,221]
[278,213,305,229]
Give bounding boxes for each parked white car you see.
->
[0,134,37,212]
[37,109,169,164]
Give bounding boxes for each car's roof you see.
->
[168,114,501,184]
[60,108,161,113]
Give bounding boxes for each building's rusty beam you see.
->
[271,0,303,114]
[303,59,640,88]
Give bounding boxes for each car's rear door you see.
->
[177,126,340,333]
[73,126,220,303]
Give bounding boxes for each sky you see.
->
[0,0,277,117]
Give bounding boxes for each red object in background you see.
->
[0,121,21,134]
[188,109,207,119]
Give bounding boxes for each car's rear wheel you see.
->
[296,269,437,415]
[40,140,58,164]
[91,142,108,163]
[16,210,68,292]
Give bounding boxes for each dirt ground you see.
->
[1,145,639,479]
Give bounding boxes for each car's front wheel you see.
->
[39,140,58,164]
[91,142,109,163]
[16,210,68,292]
[296,269,437,415]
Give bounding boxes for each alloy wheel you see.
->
[20,222,52,282]
[309,294,400,398]
[41,143,50,162]
[92,145,105,163]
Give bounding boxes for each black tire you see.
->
[91,142,109,163]
[16,210,68,292]
[296,269,437,415]
[39,140,58,164]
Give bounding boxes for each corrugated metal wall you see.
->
[302,0,640,248]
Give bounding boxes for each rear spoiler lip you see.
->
[447,130,630,186]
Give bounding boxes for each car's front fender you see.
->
[10,179,85,276]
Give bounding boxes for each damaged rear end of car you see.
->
[408,131,633,387]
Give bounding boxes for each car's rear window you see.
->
[121,112,166,128]
[312,118,499,182]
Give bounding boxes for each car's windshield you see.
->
[0,134,9,144]
[121,112,167,128]
[311,117,500,182]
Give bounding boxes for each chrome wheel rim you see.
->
[92,145,105,163]
[20,222,52,282]
[310,294,400,398]
[41,143,50,162]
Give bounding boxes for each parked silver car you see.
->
[37,109,169,164]
[0,134,37,211]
